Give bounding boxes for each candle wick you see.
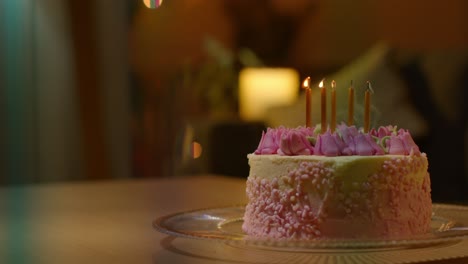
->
[366,81,374,94]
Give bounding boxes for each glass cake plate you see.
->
[153,203,468,251]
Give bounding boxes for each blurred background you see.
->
[0,0,467,202]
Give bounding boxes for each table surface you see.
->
[0,175,467,264]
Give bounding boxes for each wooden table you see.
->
[0,175,467,264]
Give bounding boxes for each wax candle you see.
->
[330,80,336,132]
[364,81,373,133]
[348,80,354,126]
[302,77,312,127]
[319,79,326,133]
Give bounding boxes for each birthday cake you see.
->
[242,124,432,239]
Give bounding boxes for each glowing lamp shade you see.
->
[143,0,163,9]
[239,68,299,121]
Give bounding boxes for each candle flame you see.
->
[318,79,325,89]
[331,80,336,89]
[302,77,310,89]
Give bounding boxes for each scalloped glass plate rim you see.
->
[153,203,468,250]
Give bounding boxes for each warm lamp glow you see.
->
[239,68,299,121]
[143,0,163,9]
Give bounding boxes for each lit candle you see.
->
[319,79,326,133]
[348,80,354,126]
[302,77,312,127]
[330,80,336,132]
[364,81,373,133]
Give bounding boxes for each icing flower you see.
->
[315,131,345,156]
[255,128,281,154]
[387,136,406,155]
[254,124,419,157]
[336,124,359,155]
[295,126,316,137]
[255,126,316,155]
[354,134,384,155]
[400,131,421,155]
[278,129,314,155]
[377,125,396,137]
[386,130,420,155]
[337,124,359,145]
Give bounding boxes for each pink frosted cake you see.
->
[242,124,432,240]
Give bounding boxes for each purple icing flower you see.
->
[254,124,418,157]
[354,134,384,155]
[337,124,359,145]
[377,125,397,137]
[400,131,421,155]
[397,128,407,136]
[387,136,406,155]
[341,145,354,156]
[255,128,281,154]
[295,126,316,137]
[315,131,345,156]
[337,124,359,155]
[385,130,420,155]
[278,129,314,155]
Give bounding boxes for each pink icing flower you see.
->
[354,134,384,155]
[295,126,316,137]
[377,126,395,137]
[386,130,420,155]
[400,131,421,155]
[337,124,359,145]
[278,129,314,155]
[387,136,406,155]
[369,128,378,137]
[315,131,345,156]
[337,124,359,155]
[255,127,282,154]
[341,146,354,156]
[255,126,316,155]
[255,125,418,157]
[397,128,407,136]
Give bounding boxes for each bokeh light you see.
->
[191,142,203,159]
[143,0,163,9]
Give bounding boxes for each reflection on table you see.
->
[0,175,467,264]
